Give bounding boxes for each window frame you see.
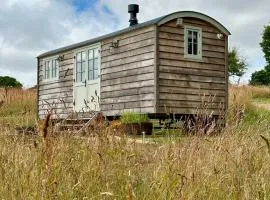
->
[184,25,202,60]
[43,55,59,82]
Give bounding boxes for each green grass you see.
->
[242,103,270,124]
[120,112,150,124]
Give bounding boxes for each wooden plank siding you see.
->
[37,16,228,118]
[100,25,156,115]
[38,51,74,119]
[157,17,227,115]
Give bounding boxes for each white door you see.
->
[74,45,100,112]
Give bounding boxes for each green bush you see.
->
[120,112,150,124]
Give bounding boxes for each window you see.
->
[76,51,86,82]
[88,48,99,81]
[184,26,202,59]
[76,47,100,83]
[43,57,59,81]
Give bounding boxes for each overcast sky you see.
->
[0,0,269,87]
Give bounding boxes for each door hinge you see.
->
[73,100,75,106]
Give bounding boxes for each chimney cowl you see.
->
[128,4,139,26]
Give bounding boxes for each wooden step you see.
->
[55,111,102,134]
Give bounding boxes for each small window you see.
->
[184,26,202,59]
[43,57,59,82]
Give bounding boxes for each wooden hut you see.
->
[37,5,230,121]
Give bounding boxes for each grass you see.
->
[1,86,270,199]
[120,112,150,123]
[0,88,36,130]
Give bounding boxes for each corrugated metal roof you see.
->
[37,11,230,58]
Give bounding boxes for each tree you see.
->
[0,76,23,88]
[228,47,247,77]
[250,24,270,85]
[250,70,270,85]
[260,25,270,65]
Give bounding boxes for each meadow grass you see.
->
[0,87,270,199]
[0,88,36,129]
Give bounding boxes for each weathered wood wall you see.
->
[38,51,74,119]
[100,26,156,116]
[157,18,227,115]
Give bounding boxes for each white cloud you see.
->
[0,0,269,86]
[0,0,116,87]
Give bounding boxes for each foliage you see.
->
[228,47,247,77]
[260,25,270,64]
[250,25,270,85]
[120,112,150,124]
[0,76,22,88]
[250,70,270,85]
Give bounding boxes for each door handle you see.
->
[84,80,87,87]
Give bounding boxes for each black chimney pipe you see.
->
[128,4,139,26]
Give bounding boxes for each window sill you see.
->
[184,55,203,62]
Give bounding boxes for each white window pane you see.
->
[51,61,54,78]
[82,51,86,61]
[88,70,94,80]
[88,50,93,60]
[77,62,82,73]
[48,62,51,78]
[82,61,86,73]
[51,67,54,78]
[88,59,93,80]
[81,71,85,82]
[94,69,99,80]
[94,58,98,70]
[77,52,81,62]
[76,73,81,82]
[89,60,93,70]
[55,60,58,78]
[94,48,99,58]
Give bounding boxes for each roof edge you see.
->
[37,11,231,58]
[37,18,162,58]
[157,11,231,36]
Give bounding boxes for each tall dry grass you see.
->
[0,88,36,130]
[0,86,270,199]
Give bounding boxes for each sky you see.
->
[0,0,269,87]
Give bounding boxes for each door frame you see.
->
[73,42,101,112]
